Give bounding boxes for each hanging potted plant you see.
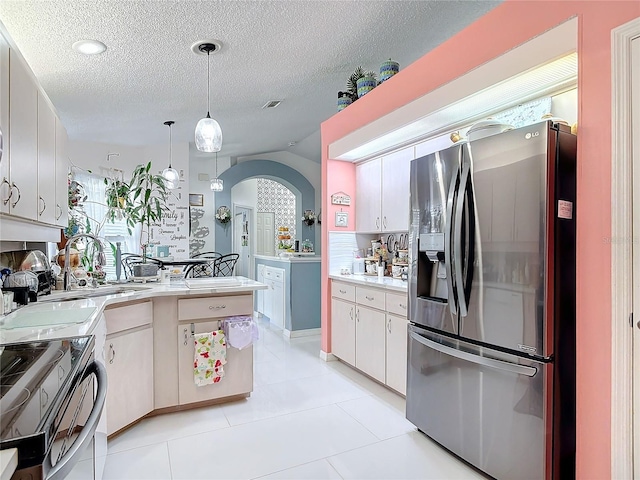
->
[123,161,170,274]
[105,178,130,222]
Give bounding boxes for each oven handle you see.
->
[45,360,107,480]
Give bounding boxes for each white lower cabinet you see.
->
[355,305,386,383]
[386,314,409,395]
[263,266,285,328]
[177,320,253,405]
[331,298,356,365]
[331,280,408,394]
[104,301,154,436]
[105,327,154,435]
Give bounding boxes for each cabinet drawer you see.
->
[265,267,284,282]
[386,292,408,317]
[178,294,253,321]
[356,287,385,310]
[332,281,355,302]
[105,301,153,335]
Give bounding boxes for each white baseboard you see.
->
[283,328,321,338]
[319,350,337,362]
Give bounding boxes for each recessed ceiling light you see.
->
[72,40,107,55]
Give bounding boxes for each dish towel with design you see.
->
[193,330,227,386]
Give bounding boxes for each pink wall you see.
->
[320,1,640,478]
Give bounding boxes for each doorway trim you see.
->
[610,16,640,480]
[232,203,254,279]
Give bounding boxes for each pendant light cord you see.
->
[215,151,218,178]
[168,123,172,168]
[207,51,211,117]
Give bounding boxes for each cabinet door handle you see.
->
[184,327,189,346]
[1,177,11,205]
[109,343,116,364]
[356,308,359,323]
[365,295,374,301]
[383,216,387,229]
[387,318,391,333]
[376,217,380,229]
[41,387,49,408]
[58,365,66,382]
[349,307,353,320]
[55,203,63,220]
[339,289,346,294]
[209,304,226,310]
[10,183,20,208]
[38,196,46,216]
[399,303,406,310]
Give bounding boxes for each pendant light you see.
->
[162,121,179,189]
[210,152,223,192]
[195,43,222,152]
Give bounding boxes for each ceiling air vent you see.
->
[262,100,282,109]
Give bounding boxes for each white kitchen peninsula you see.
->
[254,254,321,337]
[0,278,267,437]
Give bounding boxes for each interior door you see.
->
[256,211,275,256]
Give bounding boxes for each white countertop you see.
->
[0,449,17,480]
[0,276,266,344]
[329,273,408,293]
[254,254,321,263]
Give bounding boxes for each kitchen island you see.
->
[0,277,267,438]
[254,254,321,337]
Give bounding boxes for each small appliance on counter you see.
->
[0,250,54,296]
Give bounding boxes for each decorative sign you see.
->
[335,211,349,227]
[331,191,351,206]
[558,200,573,220]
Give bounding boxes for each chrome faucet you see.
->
[63,233,107,291]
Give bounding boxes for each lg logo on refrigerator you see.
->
[525,131,540,140]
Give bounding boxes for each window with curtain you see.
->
[72,170,140,280]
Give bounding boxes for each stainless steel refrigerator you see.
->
[406,120,576,480]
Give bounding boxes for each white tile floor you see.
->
[102,317,486,480]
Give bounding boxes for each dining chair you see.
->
[212,253,240,277]
[183,252,222,278]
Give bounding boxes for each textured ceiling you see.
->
[0,0,501,163]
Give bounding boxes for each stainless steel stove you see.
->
[0,336,106,480]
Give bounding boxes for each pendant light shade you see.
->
[162,120,179,189]
[210,152,223,192]
[195,42,222,152]
[195,115,222,153]
[210,177,223,192]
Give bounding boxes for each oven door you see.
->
[44,360,107,480]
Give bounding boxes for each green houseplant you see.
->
[123,161,170,262]
[104,178,130,223]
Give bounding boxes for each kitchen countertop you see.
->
[254,254,320,263]
[329,273,408,293]
[0,449,17,480]
[0,277,267,344]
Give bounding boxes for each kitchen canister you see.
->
[337,92,352,111]
[357,75,377,98]
[379,59,399,83]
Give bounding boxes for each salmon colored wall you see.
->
[320,1,640,478]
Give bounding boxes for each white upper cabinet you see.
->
[0,33,9,214]
[37,92,56,225]
[55,118,68,228]
[381,147,413,232]
[9,49,38,220]
[355,157,382,232]
[356,146,413,233]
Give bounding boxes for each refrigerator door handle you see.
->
[454,147,471,317]
[409,331,538,377]
[443,151,459,318]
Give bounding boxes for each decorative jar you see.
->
[379,59,399,83]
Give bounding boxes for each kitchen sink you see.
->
[38,284,153,303]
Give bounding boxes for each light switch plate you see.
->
[335,211,348,227]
